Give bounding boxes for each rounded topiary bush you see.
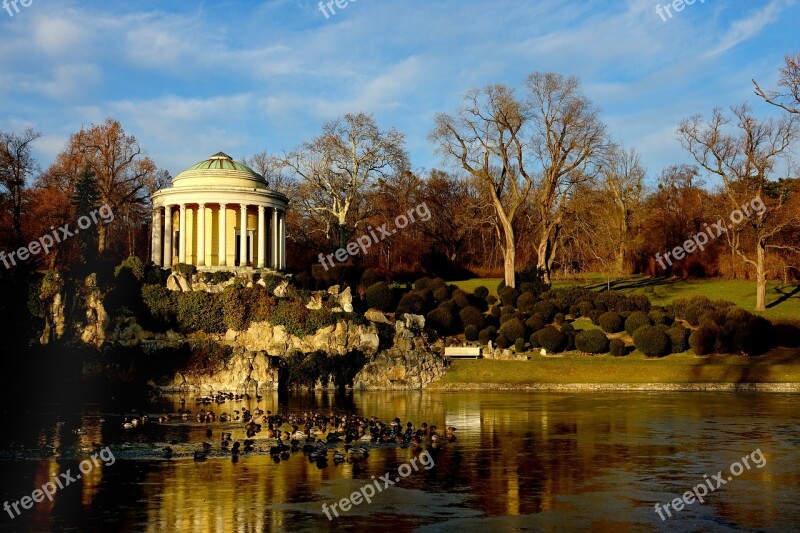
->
[689,325,718,355]
[478,326,498,345]
[649,308,674,326]
[534,300,558,322]
[575,329,610,354]
[464,325,479,342]
[554,312,566,325]
[486,294,498,306]
[698,310,727,328]
[610,338,626,357]
[625,311,652,336]
[731,315,773,356]
[495,335,511,350]
[525,313,546,332]
[498,286,520,307]
[514,338,526,352]
[588,309,603,326]
[666,324,690,353]
[560,322,575,335]
[516,292,537,313]
[365,282,394,312]
[426,307,458,336]
[360,268,386,290]
[498,318,526,343]
[684,303,711,326]
[599,311,624,334]
[633,325,671,357]
[451,289,471,309]
[577,300,594,317]
[395,291,427,317]
[473,285,490,300]
[569,305,581,318]
[530,332,541,348]
[459,306,485,329]
[432,286,450,302]
[489,304,502,318]
[537,327,567,353]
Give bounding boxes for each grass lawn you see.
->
[433,348,800,385]
[450,275,799,322]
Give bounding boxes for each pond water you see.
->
[0,391,798,532]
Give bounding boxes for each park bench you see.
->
[444,346,482,359]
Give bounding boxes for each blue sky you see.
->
[0,0,798,183]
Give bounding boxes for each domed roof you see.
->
[172,152,268,189]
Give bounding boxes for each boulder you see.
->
[338,286,353,313]
[365,310,389,324]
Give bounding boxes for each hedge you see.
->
[625,311,652,336]
[633,325,671,357]
[689,325,718,355]
[537,327,567,353]
[459,306,486,329]
[575,329,609,354]
[666,324,690,353]
[599,311,624,334]
[610,338,626,357]
[498,318,526,343]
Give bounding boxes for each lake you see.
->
[0,391,797,532]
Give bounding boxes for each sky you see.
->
[0,0,798,184]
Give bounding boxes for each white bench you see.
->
[444,346,482,359]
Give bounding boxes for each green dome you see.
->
[172,152,267,189]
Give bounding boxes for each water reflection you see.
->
[0,391,797,532]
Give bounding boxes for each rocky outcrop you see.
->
[353,315,447,390]
[224,319,381,356]
[79,274,110,347]
[39,273,66,345]
[159,347,279,394]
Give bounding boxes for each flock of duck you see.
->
[120,395,456,466]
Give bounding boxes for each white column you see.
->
[239,204,248,267]
[179,203,187,264]
[163,205,173,268]
[197,204,206,267]
[271,207,279,269]
[257,205,266,268]
[151,206,162,266]
[280,210,286,270]
[219,203,227,267]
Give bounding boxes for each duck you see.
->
[162,446,174,459]
[193,450,208,461]
[333,450,346,464]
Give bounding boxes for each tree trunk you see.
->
[98,224,106,254]
[755,240,766,311]
[536,235,552,285]
[500,221,516,288]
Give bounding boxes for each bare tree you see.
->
[284,113,408,249]
[0,128,41,245]
[601,145,645,275]
[527,73,607,284]
[754,52,800,115]
[678,105,800,310]
[431,84,533,287]
[242,151,298,197]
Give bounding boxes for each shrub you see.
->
[451,289,471,309]
[514,338,526,352]
[533,300,558,322]
[731,315,773,356]
[530,332,541,348]
[577,300,594,316]
[433,286,450,302]
[396,291,428,317]
[525,313,546,332]
[575,329,609,354]
[141,284,174,324]
[115,256,145,280]
[473,286,490,300]
[206,270,235,285]
[628,294,652,312]
[554,312,566,325]
[689,325,718,356]
[459,306,486,329]
[537,327,567,353]
[173,263,197,278]
[498,286,520,307]
[499,318,526,343]
[568,305,581,318]
[666,324,690,353]
[486,295,498,306]
[427,307,458,336]
[489,305,502,318]
[649,308,674,326]
[609,338,626,357]
[365,282,394,312]
[464,325,479,342]
[478,326,498,345]
[625,311,652,336]
[588,309,603,326]
[360,269,386,290]
[698,310,727,328]
[495,335,511,350]
[684,302,712,326]
[599,311,624,334]
[516,292,537,313]
[174,291,224,333]
[219,285,249,331]
[560,322,575,335]
[632,325,671,357]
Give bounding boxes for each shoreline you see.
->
[427,382,800,392]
